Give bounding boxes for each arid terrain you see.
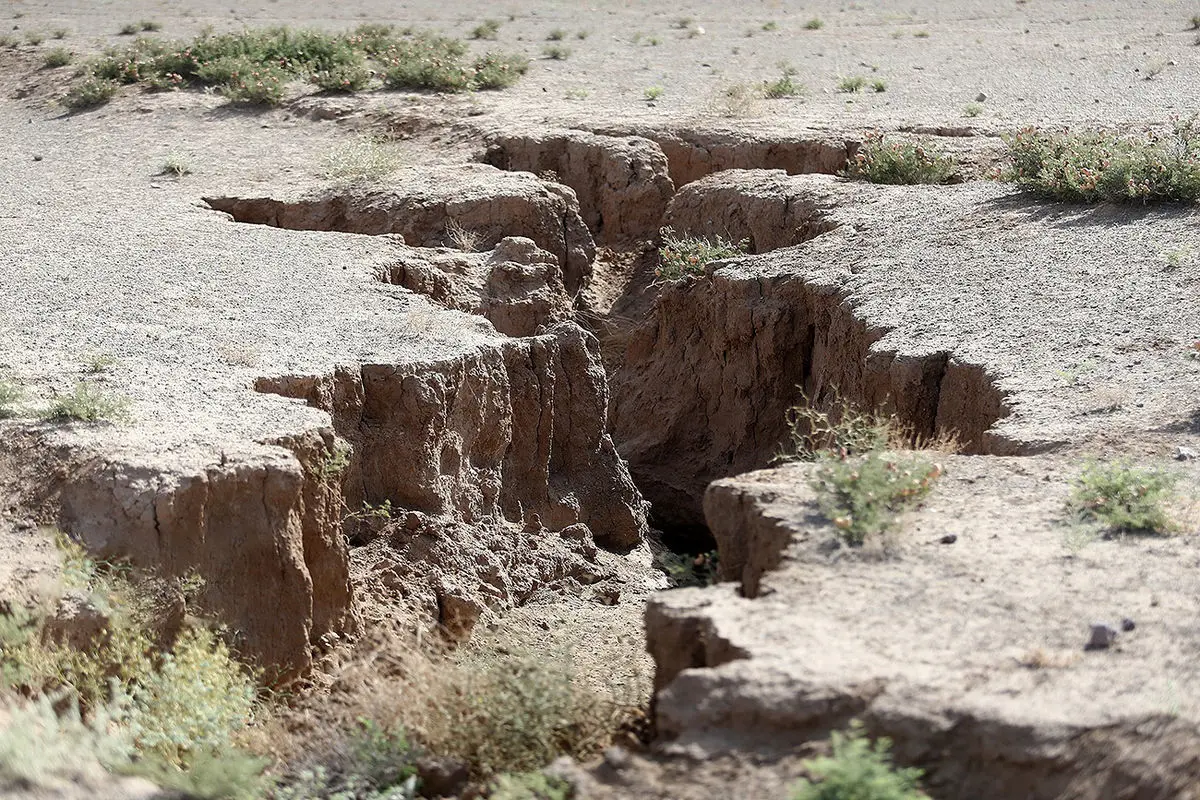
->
[1,0,1199,798]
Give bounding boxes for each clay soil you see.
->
[2,0,1200,798]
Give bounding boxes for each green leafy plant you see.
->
[837,75,866,92]
[43,46,72,67]
[812,451,942,547]
[656,227,747,280]
[42,382,131,423]
[1066,460,1178,535]
[763,71,804,98]
[643,85,664,102]
[473,52,530,89]
[223,63,287,104]
[845,135,957,185]
[962,101,983,117]
[311,62,372,92]
[1190,15,1200,30]
[1001,119,1200,203]
[791,721,927,800]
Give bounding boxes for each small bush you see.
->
[791,721,927,800]
[542,44,571,60]
[473,52,529,90]
[547,28,567,41]
[380,34,473,91]
[804,18,824,30]
[159,153,191,177]
[322,139,402,182]
[870,78,887,92]
[119,22,140,35]
[763,72,804,98]
[643,85,664,102]
[1066,460,1178,535]
[845,136,957,185]
[471,19,502,40]
[43,46,72,67]
[962,101,983,117]
[762,21,779,31]
[223,64,287,104]
[52,28,69,39]
[25,31,45,45]
[837,75,866,92]
[656,227,747,280]
[490,772,571,800]
[1190,15,1200,30]
[311,62,372,92]
[42,381,131,422]
[139,20,162,32]
[1001,119,1200,203]
[812,450,942,547]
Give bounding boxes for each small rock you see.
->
[1175,446,1198,461]
[939,533,958,545]
[594,586,620,606]
[1121,617,1136,632]
[32,154,42,162]
[1085,622,1118,651]
[975,92,987,102]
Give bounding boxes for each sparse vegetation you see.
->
[322,138,403,183]
[1190,14,1200,30]
[763,70,804,99]
[643,85,665,102]
[42,46,72,68]
[0,536,264,795]
[762,21,780,31]
[564,87,589,100]
[24,31,45,46]
[74,26,529,108]
[804,18,825,30]
[813,451,942,547]
[118,22,140,35]
[837,75,867,92]
[1066,460,1178,535]
[471,19,502,40]
[656,227,747,281]
[83,353,118,373]
[710,82,764,117]
[63,76,119,109]
[542,44,571,60]
[791,721,928,800]
[870,78,888,92]
[1001,119,1200,203]
[779,397,896,463]
[159,153,191,177]
[914,30,930,38]
[845,136,958,185]
[963,101,984,117]
[42,382,131,423]
[547,28,567,41]
[490,772,571,800]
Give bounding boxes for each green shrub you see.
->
[351,23,400,55]
[804,18,824,30]
[845,136,957,185]
[643,85,664,102]
[473,52,530,89]
[64,76,119,108]
[1001,119,1200,203]
[791,721,927,800]
[1066,460,1178,535]
[656,227,747,280]
[311,62,372,92]
[471,19,503,40]
[763,72,804,98]
[837,75,866,92]
[1189,14,1200,30]
[962,101,983,117]
[870,78,887,92]
[547,28,567,41]
[812,451,942,547]
[52,28,69,39]
[119,22,140,35]
[223,64,287,104]
[380,34,473,91]
[43,46,72,67]
[490,772,570,800]
[139,20,162,32]
[542,44,571,60]
[42,381,131,422]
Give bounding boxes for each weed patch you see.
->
[845,135,957,185]
[1001,119,1200,203]
[763,70,804,98]
[791,721,927,800]
[542,44,571,60]
[64,76,118,109]
[812,451,942,547]
[42,382,131,423]
[1066,460,1178,535]
[837,75,866,92]
[472,19,502,40]
[322,138,402,183]
[656,227,747,280]
[42,46,72,67]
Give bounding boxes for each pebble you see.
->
[939,533,958,544]
[1121,617,1136,632]
[975,92,987,102]
[1085,622,1117,650]
[1175,446,1198,461]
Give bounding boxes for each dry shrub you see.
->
[261,626,643,783]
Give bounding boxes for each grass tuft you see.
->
[1066,460,1178,535]
[962,101,983,117]
[42,382,131,423]
[322,138,402,183]
[763,70,805,99]
[542,44,571,60]
[43,46,71,67]
[1001,119,1200,203]
[471,19,502,40]
[791,721,927,800]
[656,227,747,281]
[159,153,192,177]
[845,135,957,185]
[804,18,825,30]
[837,74,867,92]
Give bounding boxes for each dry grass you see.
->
[321,138,403,183]
[255,625,644,783]
[444,219,482,252]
